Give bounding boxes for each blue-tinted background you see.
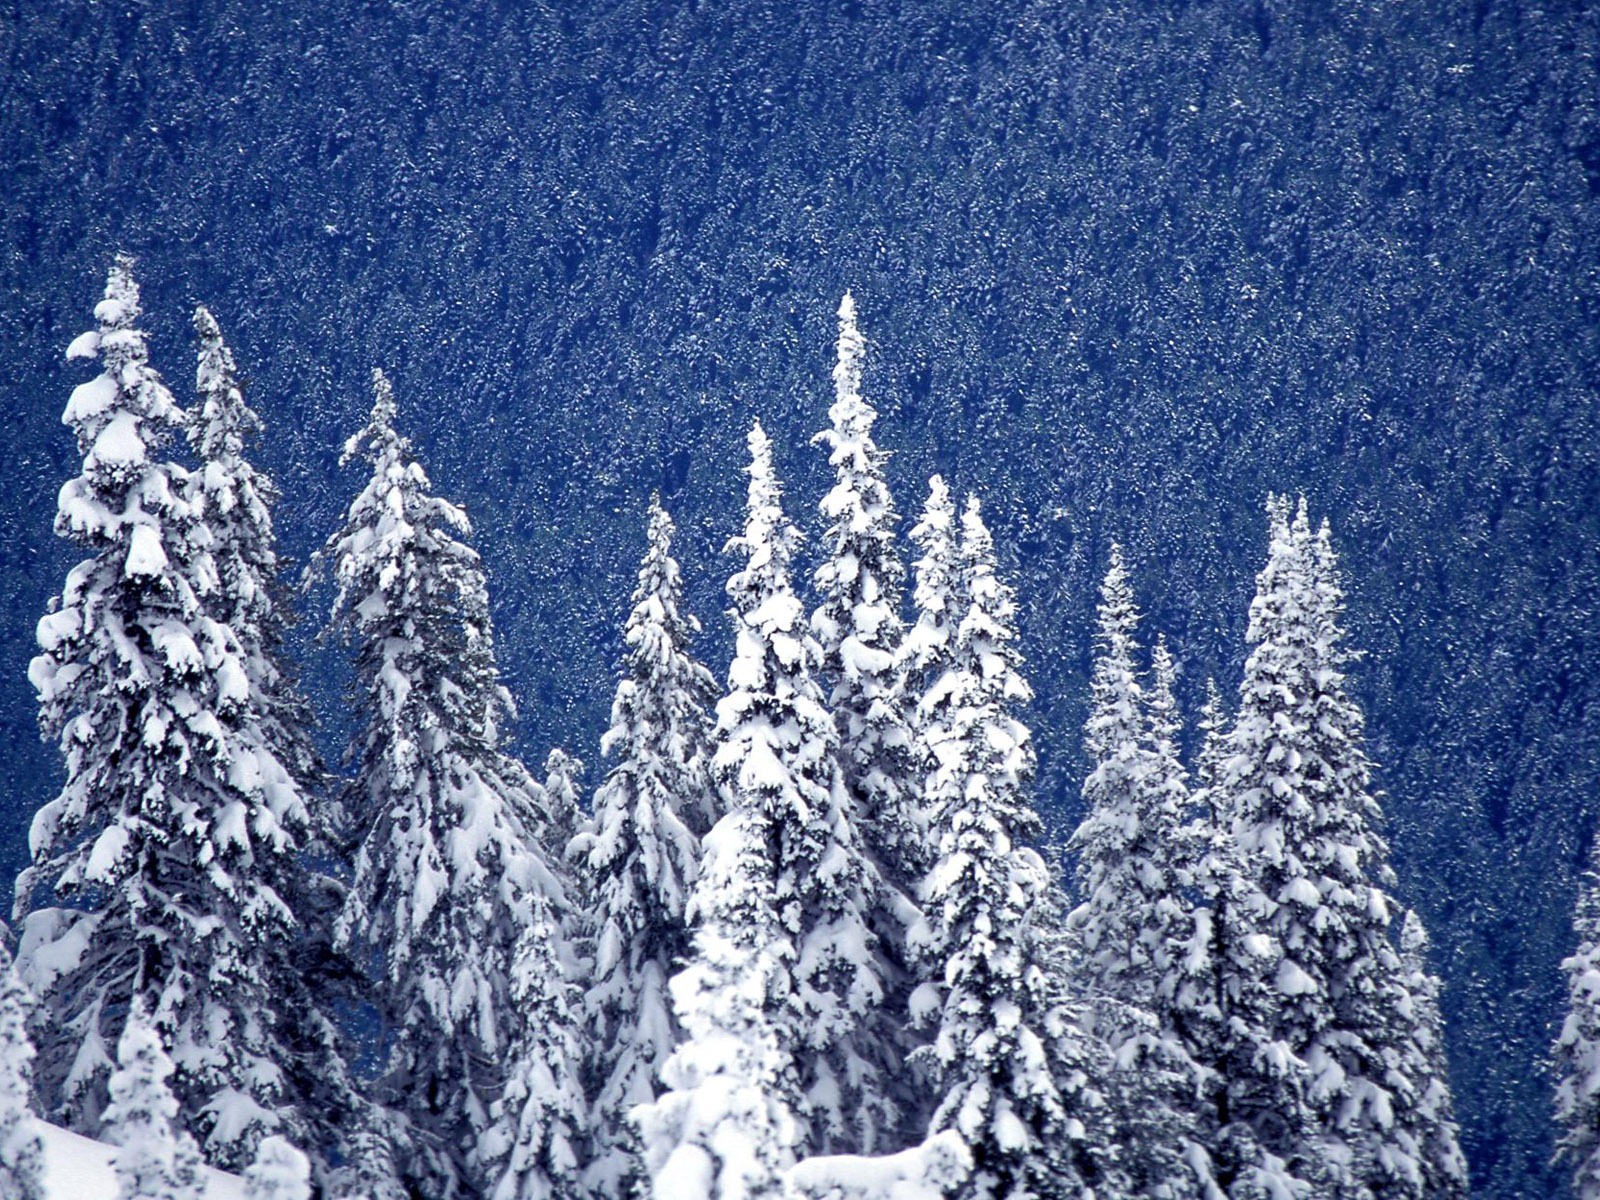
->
[2,2,1596,1195]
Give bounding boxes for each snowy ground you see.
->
[39,1120,244,1200]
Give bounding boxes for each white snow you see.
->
[39,1120,244,1200]
[66,330,101,360]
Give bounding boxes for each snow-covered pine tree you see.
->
[186,303,365,1171]
[476,895,586,1200]
[1210,497,1449,1199]
[1067,567,1214,1200]
[104,1005,205,1200]
[1069,544,1167,1001]
[809,292,922,1148]
[572,496,718,1200]
[0,941,45,1200]
[700,420,890,1156]
[1395,911,1469,1200]
[1193,678,1229,823]
[190,305,324,830]
[900,476,960,724]
[909,495,1103,1200]
[243,1137,313,1200]
[634,806,801,1200]
[1558,834,1600,1200]
[322,369,574,1199]
[21,258,328,1170]
[811,292,920,893]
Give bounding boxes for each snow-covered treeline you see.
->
[9,261,1481,1199]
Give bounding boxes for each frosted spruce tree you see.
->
[322,369,576,1199]
[809,292,922,1146]
[1558,834,1600,1200]
[716,421,890,1154]
[477,895,586,1200]
[909,496,1104,1200]
[1211,498,1463,1199]
[190,305,325,826]
[1395,912,1469,1200]
[811,292,921,890]
[21,259,328,1169]
[104,1006,206,1200]
[0,942,45,1200]
[573,497,719,1199]
[542,748,587,862]
[900,476,960,734]
[1067,553,1213,1200]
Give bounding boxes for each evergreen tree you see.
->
[189,305,324,825]
[1558,835,1600,1200]
[909,495,1102,1200]
[0,942,45,1200]
[1212,497,1457,1199]
[104,1006,205,1200]
[811,292,920,892]
[322,369,572,1199]
[809,292,922,1147]
[20,258,325,1169]
[900,476,960,716]
[477,896,586,1200]
[1067,558,1213,1200]
[1395,912,1469,1200]
[634,807,801,1200]
[186,303,364,1171]
[707,420,891,1156]
[243,1137,313,1200]
[1069,545,1169,1002]
[573,496,718,1200]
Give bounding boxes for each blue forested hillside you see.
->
[1,2,1596,1195]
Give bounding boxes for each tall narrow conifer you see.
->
[323,370,575,1198]
[574,497,718,1199]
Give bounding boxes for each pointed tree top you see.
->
[1400,908,1430,958]
[192,304,264,464]
[341,367,406,468]
[97,253,141,329]
[834,291,865,407]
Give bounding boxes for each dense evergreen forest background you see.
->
[1,2,1596,1195]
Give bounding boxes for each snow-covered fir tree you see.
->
[322,369,575,1199]
[1558,833,1600,1200]
[1209,497,1462,1199]
[243,1137,313,1200]
[809,292,922,1147]
[811,292,920,892]
[909,495,1104,1200]
[1067,554,1213,1200]
[634,806,801,1200]
[190,305,324,828]
[1069,545,1174,1003]
[20,259,329,1170]
[572,496,718,1200]
[0,941,45,1200]
[476,895,586,1200]
[707,420,891,1155]
[104,1006,206,1200]
[185,303,364,1170]
[1395,911,1469,1200]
